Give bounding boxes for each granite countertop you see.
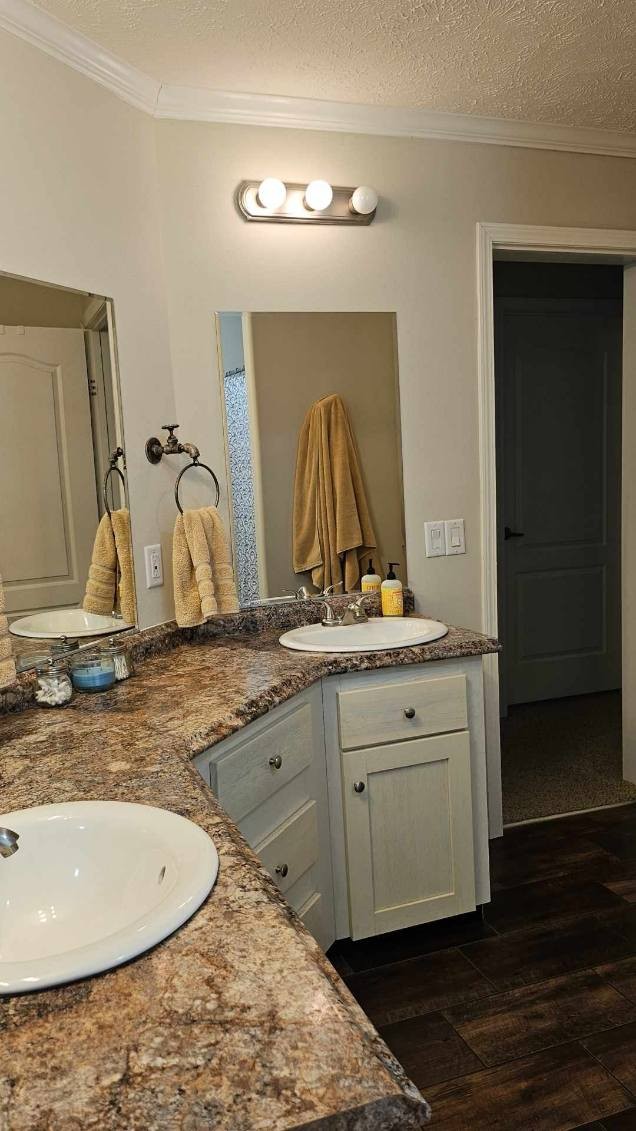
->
[0,620,498,1130]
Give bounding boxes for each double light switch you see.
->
[424,519,466,557]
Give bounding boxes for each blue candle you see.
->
[70,658,116,692]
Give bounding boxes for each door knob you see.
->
[504,526,525,540]
[353,781,366,793]
[269,755,283,770]
[404,707,416,719]
[275,863,289,877]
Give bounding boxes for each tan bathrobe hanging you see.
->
[0,570,16,689]
[173,506,239,627]
[83,509,137,626]
[292,393,376,592]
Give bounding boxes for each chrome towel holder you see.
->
[145,425,220,513]
[103,447,126,517]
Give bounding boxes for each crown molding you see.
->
[155,86,636,158]
[1,0,635,158]
[0,0,160,113]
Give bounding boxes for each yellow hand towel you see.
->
[173,506,239,628]
[111,508,137,626]
[83,509,137,625]
[293,393,376,592]
[83,514,117,617]
[0,572,16,688]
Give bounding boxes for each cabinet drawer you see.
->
[215,701,313,822]
[338,673,467,750]
[255,800,318,894]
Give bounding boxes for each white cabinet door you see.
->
[342,731,476,940]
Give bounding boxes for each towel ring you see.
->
[175,459,220,514]
[103,450,126,517]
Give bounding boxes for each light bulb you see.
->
[349,185,378,215]
[304,180,333,212]
[257,178,287,209]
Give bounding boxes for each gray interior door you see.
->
[497,297,622,706]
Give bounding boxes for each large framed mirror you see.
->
[215,312,407,607]
[0,272,135,674]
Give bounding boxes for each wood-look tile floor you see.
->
[328,803,636,1130]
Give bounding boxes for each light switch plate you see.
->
[424,521,446,557]
[445,519,466,555]
[144,543,164,588]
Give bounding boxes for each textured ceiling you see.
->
[32,0,636,131]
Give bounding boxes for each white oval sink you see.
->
[0,801,218,995]
[279,616,448,653]
[9,609,134,640]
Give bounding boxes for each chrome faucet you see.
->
[321,593,371,627]
[0,827,19,859]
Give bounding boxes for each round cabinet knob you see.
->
[353,781,366,793]
[269,755,283,770]
[404,707,416,719]
[275,863,289,877]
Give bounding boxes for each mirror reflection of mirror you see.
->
[0,272,136,675]
[216,312,407,607]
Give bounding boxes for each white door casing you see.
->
[0,326,98,617]
[477,224,636,814]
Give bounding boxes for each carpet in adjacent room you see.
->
[501,691,636,825]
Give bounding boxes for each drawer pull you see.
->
[353,781,366,793]
[404,707,416,719]
[269,755,283,770]
[275,863,289,877]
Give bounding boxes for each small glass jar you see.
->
[70,651,116,693]
[35,659,73,708]
[106,636,134,681]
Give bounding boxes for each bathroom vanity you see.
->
[0,615,497,1129]
[195,654,490,951]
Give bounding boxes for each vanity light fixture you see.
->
[236,180,378,225]
[304,179,333,211]
[257,178,287,209]
[349,185,379,216]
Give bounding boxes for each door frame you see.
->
[476,222,636,837]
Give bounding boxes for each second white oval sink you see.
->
[279,617,448,653]
[0,801,218,995]
[9,609,134,639]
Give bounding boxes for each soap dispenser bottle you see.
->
[381,563,404,617]
[361,558,381,594]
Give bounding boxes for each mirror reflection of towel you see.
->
[173,507,239,627]
[83,509,137,625]
[293,393,376,592]
[0,571,16,688]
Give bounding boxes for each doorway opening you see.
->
[493,259,634,824]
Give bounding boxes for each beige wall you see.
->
[0,29,176,629]
[249,311,405,596]
[156,120,636,628]
[3,26,636,637]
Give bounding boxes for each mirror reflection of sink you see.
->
[279,617,448,653]
[0,801,218,995]
[9,610,134,640]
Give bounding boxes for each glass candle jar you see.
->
[106,636,134,681]
[70,652,116,693]
[35,659,73,707]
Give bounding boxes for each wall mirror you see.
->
[215,312,407,607]
[0,272,135,670]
